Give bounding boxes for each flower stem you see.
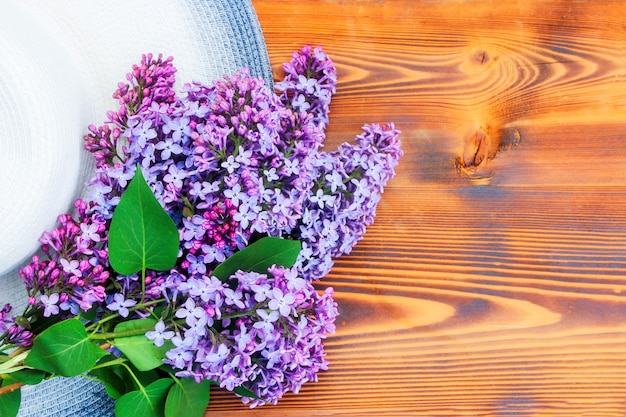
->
[85,298,166,333]
[8,347,26,359]
[0,381,24,396]
[120,362,148,396]
[89,324,156,340]
[220,302,265,320]
[90,357,127,371]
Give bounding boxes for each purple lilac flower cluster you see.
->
[86,53,327,276]
[3,46,401,405]
[275,44,337,130]
[2,199,109,346]
[292,123,402,280]
[154,265,336,406]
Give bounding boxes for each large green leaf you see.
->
[108,166,179,276]
[115,378,174,417]
[23,319,106,377]
[212,237,301,281]
[113,319,172,372]
[0,380,20,417]
[164,378,211,417]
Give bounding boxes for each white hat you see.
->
[0,1,272,415]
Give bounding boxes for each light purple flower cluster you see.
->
[155,265,337,406]
[276,44,337,130]
[4,46,402,405]
[293,123,402,280]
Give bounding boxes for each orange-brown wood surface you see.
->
[207,1,626,415]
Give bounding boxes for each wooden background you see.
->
[209,1,626,415]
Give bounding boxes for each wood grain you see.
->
[206,1,626,415]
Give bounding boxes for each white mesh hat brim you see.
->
[0,0,272,277]
[0,1,272,416]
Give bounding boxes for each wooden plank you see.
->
[205,1,626,415]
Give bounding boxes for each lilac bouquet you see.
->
[0,46,401,416]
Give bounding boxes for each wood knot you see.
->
[462,128,492,169]
[472,49,490,65]
[455,127,496,184]
[459,48,497,74]
[455,127,523,184]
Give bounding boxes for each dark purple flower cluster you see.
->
[0,304,32,348]
[6,46,401,405]
[83,54,178,168]
[3,200,110,346]
[22,200,109,312]
[0,304,13,334]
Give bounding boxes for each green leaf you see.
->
[91,360,165,401]
[90,365,127,400]
[10,369,46,385]
[123,363,161,394]
[233,384,262,400]
[115,378,174,417]
[113,319,172,372]
[24,319,106,377]
[0,379,20,417]
[108,166,179,276]
[212,237,301,281]
[164,378,211,417]
[80,305,98,321]
[89,355,130,399]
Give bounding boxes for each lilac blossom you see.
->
[146,320,175,347]
[17,199,109,320]
[106,293,137,318]
[5,324,33,347]
[40,293,60,317]
[268,288,296,316]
